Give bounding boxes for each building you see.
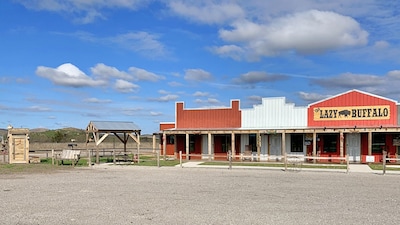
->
[159,90,400,163]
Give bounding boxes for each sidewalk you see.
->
[177,161,399,174]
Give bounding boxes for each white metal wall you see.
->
[241,97,307,129]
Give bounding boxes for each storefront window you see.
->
[291,134,303,152]
[372,133,385,153]
[323,134,337,153]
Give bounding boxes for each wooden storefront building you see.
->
[159,90,400,163]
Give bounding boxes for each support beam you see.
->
[231,132,235,160]
[281,132,286,156]
[208,132,212,160]
[186,133,190,160]
[313,131,317,163]
[257,132,261,162]
[339,131,344,158]
[163,133,167,160]
[368,131,372,156]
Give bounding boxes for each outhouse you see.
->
[7,126,30,164]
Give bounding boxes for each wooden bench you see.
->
[57,150,81,166]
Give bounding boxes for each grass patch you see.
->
[0,163,72,175]
[368,163,400,171]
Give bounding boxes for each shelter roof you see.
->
[87,121,141,133]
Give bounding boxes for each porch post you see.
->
[208,132,212,160]
[281,131,286,156]
[231,132,235,160]
[257,132,261,162]
[163,133,167,160]
[186,133,189,160]
[368,131,372,156]
[339,131,344,158]
[313,131,317,163]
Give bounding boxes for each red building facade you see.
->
[160,90,400,163]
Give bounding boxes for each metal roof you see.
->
[88,121,141,131]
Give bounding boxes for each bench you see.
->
[57,150,81,166]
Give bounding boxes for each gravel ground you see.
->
[1,166,399,225]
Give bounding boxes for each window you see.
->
[372,133,385,153]
[166,135,174,144]
[291,134,303,152]
[323,134,337,153]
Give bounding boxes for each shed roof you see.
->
[87,121,141,132]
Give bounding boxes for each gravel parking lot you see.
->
[1,166,399,225]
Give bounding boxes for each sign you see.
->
[313,105,390,121]
[366,155,375,163]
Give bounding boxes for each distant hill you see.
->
[1,127,154,143]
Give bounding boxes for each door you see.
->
[269,134,282,157]
[10,136,28,163]
[346,133,361,162]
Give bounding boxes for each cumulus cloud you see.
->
[298,92,331,103]
[194,98,221,105]
[193,91,209,97]
[36,63,106,87]
[16,0,148,23]
[184,69,213,81]
[111,32,168,58]
[167,1,245,25]
[148,94,179,102]
[128,67,165,82]
[214,10,368,60]
[114,79,139,93]
[312,72,384,89]
[83,98,112,103]
[91,63,132,80]
[232,71,288,85]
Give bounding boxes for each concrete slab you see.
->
[347,164,374,173]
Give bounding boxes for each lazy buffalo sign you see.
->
[314,105,390,121]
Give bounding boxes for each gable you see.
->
[308,90,398,127]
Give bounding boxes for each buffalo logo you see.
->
[338,110,350,118]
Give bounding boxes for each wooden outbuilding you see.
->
[7,126,30,164]
[85,121,141,165]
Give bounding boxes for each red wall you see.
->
[176,100,241,129]
[308,90,397,127]
[160,123,175,156]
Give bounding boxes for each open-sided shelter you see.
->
[86,121,141,164]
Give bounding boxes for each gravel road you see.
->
[1,166,399,225]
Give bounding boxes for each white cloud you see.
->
[16,0,148,23]
[128,67,165,82]
[111,32,168,58]
[184,69,213,81]
[149,94,179,102]
[114,79,139,93]
[193,91,209,97]
[312,72,384,89]
[298,92,331,103]
[150,111,162,116]
[36,63,106,87]
[232,71,288,84]
[216,10,368,60]
[91,63,132,80]
[168,1,245,24]
[83,98,112,103]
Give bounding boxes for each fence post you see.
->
[383,151,387,175]
[51,149,54,165]
[228,150,232,170]
[179,150,182,168]
[346,154,349,174]
[284,152,287,171]
[157,149,160,168]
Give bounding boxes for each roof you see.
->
[87,121,141,132]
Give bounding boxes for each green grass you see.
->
[368,163,400,171]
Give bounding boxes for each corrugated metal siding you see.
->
[308,90,398,127]
[176,100,241,129]
[241,97,307,129]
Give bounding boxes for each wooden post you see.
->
[179,150,182,168]
[368,132,372,156]
[185,133,189,161]
[137,134,140,164]
[282,132,286,161]
[256,132,261,162]
[231,132,235,161]
[313,131,317,164]
[208,132,212,161]
[51,149,54,165]
[163,133,167,160]
[113,149,116,165]
[346,154,349,174]
[284,152,288,171]
[383,150,387,175]
[157,148,160,168]
[228,150,232,170]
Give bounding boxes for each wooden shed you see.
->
[7,126,30,164]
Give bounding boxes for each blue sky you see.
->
[1,0,400,134]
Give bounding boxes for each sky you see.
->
[1,0,400,134]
